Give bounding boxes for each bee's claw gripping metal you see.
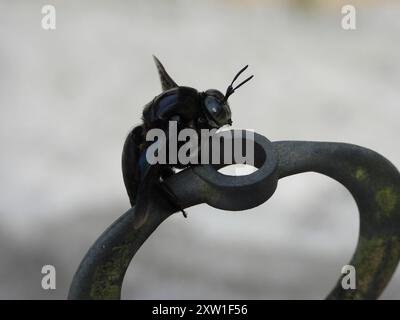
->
[159,182,188,218]
[68,130,400,300]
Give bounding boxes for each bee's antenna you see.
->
[223,65,254,102]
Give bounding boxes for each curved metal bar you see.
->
[68,134,400,300]
[68,130,276,299]
[68,167,177,299]
[274,141,400,299]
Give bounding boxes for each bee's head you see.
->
[201,89,232,128]
[200,65,253,129]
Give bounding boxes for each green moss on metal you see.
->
[346,235,400,299]
[89,244,132,300]
[352,236,385,298]
[375,186,398,215]
[354,167,367,181]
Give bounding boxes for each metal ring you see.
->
[68,133,400,300]
[164,130,278,211]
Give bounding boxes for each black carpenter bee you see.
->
[122,56,253,216]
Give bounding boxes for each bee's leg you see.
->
[160,183,188,218]
[159,166,188,218]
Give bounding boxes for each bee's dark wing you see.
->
[122,125,145,207]
[153,55,178,91]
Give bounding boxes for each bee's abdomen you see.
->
[121,125,145,206]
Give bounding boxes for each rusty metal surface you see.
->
[68,131,400,300]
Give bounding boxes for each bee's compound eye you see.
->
[204,96,221,114]
[204,96,229,126]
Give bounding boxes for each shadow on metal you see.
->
[68,130,400,300]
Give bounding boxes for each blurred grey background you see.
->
[0,0,399,299]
